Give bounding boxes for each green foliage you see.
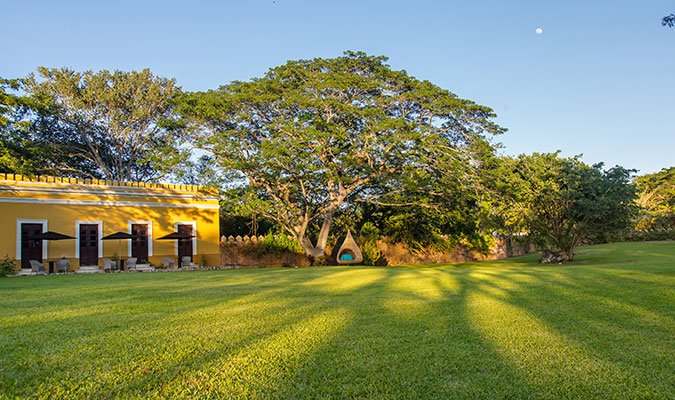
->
[220,189,277,237]
[177,51,502,258]
[174,154,224,187]
[330,200,491,257]
[359,222,379,242]
[490,152,637,261]
[634,167,675,230]
[381,208,463,253]
[328,206,363,247]
[0,77,59,176]
[258,232,304,257]
[360,240,380,266]
[462,232,495,254]
[359,222,380,266]
[0,255,16,276]
[22,67,186,181]
[383,212,439,250]
[0,78,20,127]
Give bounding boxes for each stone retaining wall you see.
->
[219,234,535,268]
[219,235,310,268]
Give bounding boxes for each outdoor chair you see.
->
[126,257,137,271]
[162,257,175,268]
[55,259,69,273]
[29,260,45,273]
[103,258,115,271]
[181,256,193,268]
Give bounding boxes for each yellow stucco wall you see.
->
[0,174,220,271]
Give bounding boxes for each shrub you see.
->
[462,232,495,255]
[383,212,455,252]
[359,222,381,266]
[360,222,379,242]
[0,255,16,277]
[258,232,304,257]
[361,240,380,266]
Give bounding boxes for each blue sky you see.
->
[2,1,674,174]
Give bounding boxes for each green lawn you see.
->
[1,242,674,399]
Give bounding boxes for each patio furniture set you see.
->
[24,230,196,275]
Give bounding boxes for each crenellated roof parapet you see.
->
[0,173,220,207]
[0,173,218,195]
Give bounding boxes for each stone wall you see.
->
[371,236,535,266]
[219,235,310,268]
[219,234,534,268]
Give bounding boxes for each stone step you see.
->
[76,266,102,273]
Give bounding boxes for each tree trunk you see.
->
[559,247,575,262]
[539,246,575,263]
[299,209,336,264]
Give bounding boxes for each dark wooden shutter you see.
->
[177,224,193,261]
[21,224,43,269]
[79,224,99,266]
[131,224,149,263]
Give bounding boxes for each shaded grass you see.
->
[0,241,674,399]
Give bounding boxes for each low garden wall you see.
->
[358,236,534,266]
[219,234,535,268]
[220,235,310,268]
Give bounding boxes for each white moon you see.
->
[536,27,543,34]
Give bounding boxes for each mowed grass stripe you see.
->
[0,241,673,399]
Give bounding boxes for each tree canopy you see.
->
[634,167,675,230]
[178,51,504,260]
[663,14,675,28]
[0,78,34,174]
[2,56,646,264]
[21,67,186,182]
[490,152,637,262]
[0,77,72,176]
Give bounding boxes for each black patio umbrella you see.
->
[157,232,195,240]
[30,231,75,241]
[101,231,133,269]
[157,232,195,267]
[29,231,76,268]
[101,231,134,240]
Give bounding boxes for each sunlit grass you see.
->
[1,241,674,399]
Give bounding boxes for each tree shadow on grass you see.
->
[2,251,674,399]
[261,260,674,399]
[0,270,338,398]
[449,262,675,398]
[259,267,540,399]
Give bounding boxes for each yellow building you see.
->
[0,174,220,272]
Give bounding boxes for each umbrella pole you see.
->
[118,240,122,270]
[48,240,52,274]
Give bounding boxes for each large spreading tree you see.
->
[490,152,637,262]
[178,51,504,260]
[22,67,185,182]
